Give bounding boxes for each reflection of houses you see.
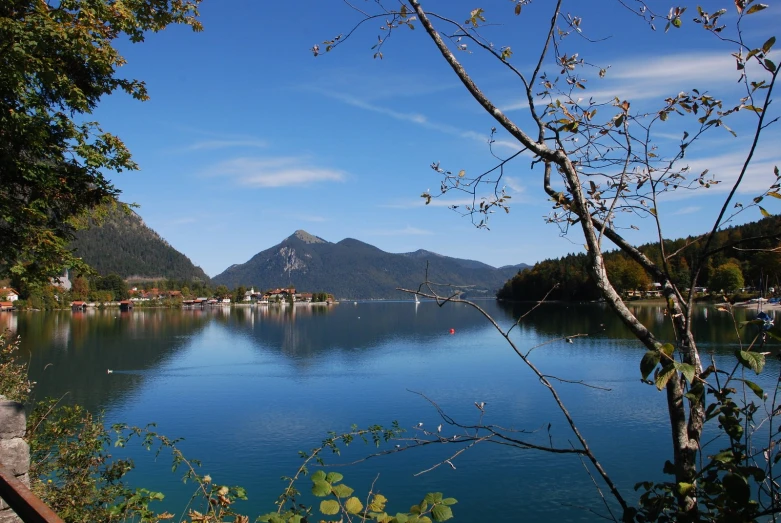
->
[119,300,134,311]
[71,301,87,311]
[0,302,14,312]
[0,288,19,302]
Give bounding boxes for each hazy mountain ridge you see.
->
[212,231,530,299]
[70,207,209,282]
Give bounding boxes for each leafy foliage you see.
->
[0,0,202,286]
[0,330,34,402]
[498,216,781,301]
[259,469,456,523]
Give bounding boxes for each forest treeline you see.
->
[497,216,781,301]
[69,206,209,282]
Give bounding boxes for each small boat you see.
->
[414,294,420,304]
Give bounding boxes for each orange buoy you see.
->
[449,328,455,335]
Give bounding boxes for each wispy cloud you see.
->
[184,139,267,151]
[381,197,478,209]
[503,176,526,195]
[670,206,701,216]
[202,157,347,188]
[314,89,522,151]
[372,226,434,236]
[503,52,742,112]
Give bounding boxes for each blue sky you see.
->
[92,1,780,277]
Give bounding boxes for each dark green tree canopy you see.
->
[0,0,202,285]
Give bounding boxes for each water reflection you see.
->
[1,301,778,522]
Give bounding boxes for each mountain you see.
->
[69,207,209,282]
[211,230,529,299]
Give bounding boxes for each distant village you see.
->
[0,280,335,312]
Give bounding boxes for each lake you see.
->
[3,301,779,521]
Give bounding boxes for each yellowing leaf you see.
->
[345,497,363,514]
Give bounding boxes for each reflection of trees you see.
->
[498,302,777,354]
[12,310,211,412]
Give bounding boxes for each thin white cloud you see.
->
[372,226,434,236]
[202,157,346,188]
[184,139,267,151]
[315,90,523,151]
[503,176,526,195]
[503,52,746,112]
[381,197,479,209]
[670,206,701,216]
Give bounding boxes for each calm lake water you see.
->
[3,301,779,521]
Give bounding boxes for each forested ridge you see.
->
[69,207,209,282]
[498,216,781,301]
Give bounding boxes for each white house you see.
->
[0,288,19,302]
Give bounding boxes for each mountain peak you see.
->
[290,230,327,244]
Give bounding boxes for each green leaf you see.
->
[424,493,443,504]
[676,482,694,496]
[325,472,343,484]
[763,36,776,53]
[712,450,735,463]
[441,498,458,506]
[431,505,454,522]
[345,496,363,514]
[661,343,675,357]
[684,381,705,402]
[320,500,340,515]
[746,3,769,14]
[395,514,409,523]
[332,484,354,498]
[311,470,326,482]
[676,362,696,384]
[767,191,781,199]
[723,473,750,504]
[759,206,771,217]
[736,350,765,374]
[312,480,331,497]
[640,350,661,380]
[765,58,777,72]
[741,379,765,399]
[655,364,677,391]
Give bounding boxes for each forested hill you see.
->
[70,207,209,282]
[497,216,781,301]
[211,230,529,299]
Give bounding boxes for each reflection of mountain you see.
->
[209,302,493,361]
[14,310,211,412]
[212,230,529,299]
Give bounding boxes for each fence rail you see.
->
[0,464,64,523]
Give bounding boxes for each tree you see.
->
[0,0,202,287]
[234,286,247,303]
[214,285,230,299]
[322,1,781,520]
[71,275,90,301]
[709,262,745,293]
